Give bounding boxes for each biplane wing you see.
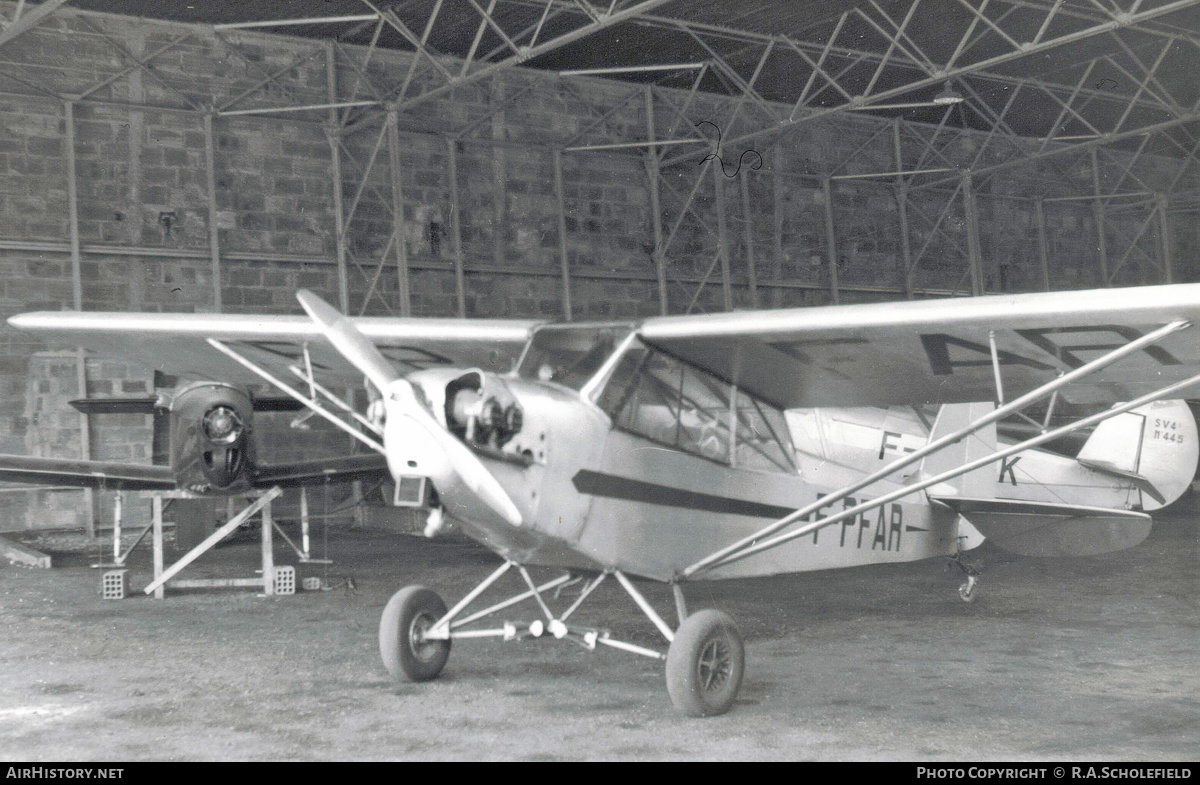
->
[7,311,541,384]
[639,283,1200,409]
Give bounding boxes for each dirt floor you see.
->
[1,503,1197,762]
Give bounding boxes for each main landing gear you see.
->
[377,561,745,717]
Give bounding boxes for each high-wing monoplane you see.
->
[6,283,1200,716]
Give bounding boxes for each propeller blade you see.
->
[297,290,522,527]
[296,289,399,392]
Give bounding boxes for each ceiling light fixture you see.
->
[934,84,964,105]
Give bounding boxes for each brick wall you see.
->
[0,4,1196,531]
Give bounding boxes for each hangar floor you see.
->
[1,504,1197,761]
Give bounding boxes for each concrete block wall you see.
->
[0,3,1196,531]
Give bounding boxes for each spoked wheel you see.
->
[665,609,745,717]
[379,585,451,682]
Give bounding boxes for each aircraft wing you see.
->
[0,454,176,491]
[639,283,1200,409]
[7,311,541,385]
[0,452,390,492]
[251,454,389,488]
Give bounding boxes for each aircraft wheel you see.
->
[665,609,744,717]
[379,585,451,682]
[958,576,979,604]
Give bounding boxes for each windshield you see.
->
[517,324,633,391]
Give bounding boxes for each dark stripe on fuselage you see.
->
[572,469,795,520]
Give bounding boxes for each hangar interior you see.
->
[1,0,1199,535]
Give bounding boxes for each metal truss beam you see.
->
[0,0,71,50]
[339,0,674,126]
[661,0,1200,165]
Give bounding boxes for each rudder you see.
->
[1076,399,1198,510]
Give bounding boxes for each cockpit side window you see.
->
[597,344,796,473]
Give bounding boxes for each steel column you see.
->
[739,168,759,309]
[961,170,984,296]
[1092,148,1110,286]
[771,146,784,307]
[553,150,572,320]
[326,43,350,313]
[644,87,667,315]
[203,114,222,311]
[64,100,95,537]
[821,178,840,305]
[1035,198,1051,291]
[386,110,411,317]
[1157,193,1174,284]
[893,119,914,299]
[714,164,732,311]
[446,138,467,317]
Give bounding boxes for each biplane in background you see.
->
[6,282,1200,717]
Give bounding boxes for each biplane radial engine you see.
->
[7,282,1200,716]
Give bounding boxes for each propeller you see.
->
[296,290,523,527]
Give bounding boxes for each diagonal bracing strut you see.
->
[421,562,672,660]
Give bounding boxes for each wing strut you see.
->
[679,319,1193,580]
[206,338,385,454]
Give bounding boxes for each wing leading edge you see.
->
[639,283,1200,409]
[0,453,390,492]
[8,311,542,385]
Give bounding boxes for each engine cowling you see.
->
[169,382,255,494]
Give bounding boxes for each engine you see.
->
[443,371,524,451]
[169,382,255,494]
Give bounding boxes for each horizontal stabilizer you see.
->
[70,396,306,414]
[251,454,390,488]
[0,454,175,491]
[931,495,1151,558]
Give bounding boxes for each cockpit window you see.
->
[517,324,633,392]
[597,343,797,474]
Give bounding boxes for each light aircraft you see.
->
[5,282,1200,716]
[0,381,389,497]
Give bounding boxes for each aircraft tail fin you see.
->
[1076,399,1198,510]
[918,402,998,499]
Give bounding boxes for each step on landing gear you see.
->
[377,562,745,716]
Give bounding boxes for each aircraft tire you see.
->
[665,609,744,717]
[379,585,451,682]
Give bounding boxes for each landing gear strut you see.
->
[946,551,982,604]
[378,562,745,716]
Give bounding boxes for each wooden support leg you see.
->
[300,486,310,560]
[143,487,282,596]
[113,492,122,564]
[261,496,275,596]
[151,495,164,600]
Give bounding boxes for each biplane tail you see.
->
[1074,399,1198,511]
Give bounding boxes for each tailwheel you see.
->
[947,551,981,604]
[958,575,980,604]
[665,609,744,717]
[379,585,451,682]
